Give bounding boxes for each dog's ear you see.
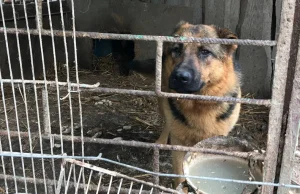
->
[172,20,189,36]
[215,26,238,55]
[163,21,188,56]
[175,20,189,29]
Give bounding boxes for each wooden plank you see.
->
[203,0,225,27]
[236,0,273,98]
[190,0,202,24]
[149,0,202,24]
[223,0,240,31]
[203,0,239,32]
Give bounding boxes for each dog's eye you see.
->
[198,49,212,58]
[171,46,182,58]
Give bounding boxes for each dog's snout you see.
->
[169,67,203,93]
[175,70,192,84]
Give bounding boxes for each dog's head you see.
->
[163,21,238,94]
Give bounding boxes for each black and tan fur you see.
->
[124,21,242,188]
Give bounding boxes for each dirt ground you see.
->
[0,55,298,193]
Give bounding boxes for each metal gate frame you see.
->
[0,0,299,193]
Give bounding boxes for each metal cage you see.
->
[0,0,299,194]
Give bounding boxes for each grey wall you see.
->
[69,0,277,98]
[0,2,73,80]
[67,0,199,69]
[0,0,280,98]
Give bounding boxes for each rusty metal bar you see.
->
[0,130,265,160]
[0,27,277,46]
[156,91,271,106]
[0,79,271,106]
[81,87,156,97]
[262,0,297,193]
[34,0,53,192]
[85,86,271,105]
[277,35,300,193]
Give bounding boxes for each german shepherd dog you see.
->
[123,21,242,188]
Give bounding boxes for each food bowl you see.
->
[181,136,263,194]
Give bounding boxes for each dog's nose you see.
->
[175,70,192,84]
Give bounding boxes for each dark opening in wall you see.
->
[92,38,135,75]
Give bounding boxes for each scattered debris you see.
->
[87,127,102,136]
[123,125,132,130]
[95,99,113,106]
[92,132,102,138]
[91,96,101,101]
[61,123,81,134]
[53,144,61,149]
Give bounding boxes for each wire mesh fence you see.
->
[0,0,299,193]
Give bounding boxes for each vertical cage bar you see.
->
[149,187,153,194]
[153,147,160,188]
[10,0,38,192]
[58,0,68,156]
[55,163,65,194]
[85,169,94,194]
[0,60,18,194]
[107,176,113,194]
[45,0,72,189]
[36,0,43,29]
[22,0,48,192]
[154,41,163,94]
[262,0,297,193]
[70,0,86,190]
[0,139,9,194]
[277,36,300,193]
[117,178,123,194]
[45,0,63,140]
[74,166,83,194]
[128,181,133,194]
[64,163,74,194]
[138,184,144,194]
[34,0,52,192]
[95,173,103,194]
[42,89,51,135]
[67,0,77,186]
[0,2,29,192]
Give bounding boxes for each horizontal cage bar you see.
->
[0,27,277,46]
[0,79,271,105]
[0,130,265,160]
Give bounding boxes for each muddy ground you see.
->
[0,56,298,193]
